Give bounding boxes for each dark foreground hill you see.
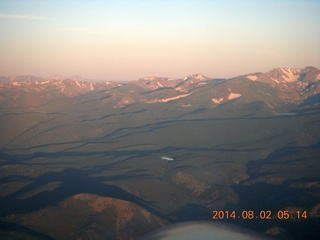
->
[0,67,320,239]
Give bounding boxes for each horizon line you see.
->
[0,13,55,21]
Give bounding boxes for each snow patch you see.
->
[151,93,192,103]
[246,75,257,81]
[280,68,300,82]
[175,86,188,92]
[157,81,164,87]
[228,93,242,100]
[40,80,50,84]
[271,77,280,83]
[270,68,301,83]
[211,98,223,104]
[195,74,205,80]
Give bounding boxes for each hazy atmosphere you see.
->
[1,0,319,81]
[1,1,320,239]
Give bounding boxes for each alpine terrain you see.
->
[1,66,320,240]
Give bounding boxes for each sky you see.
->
[0,0,319,81]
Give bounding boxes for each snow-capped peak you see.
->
[184,73,209,81]
[267,68,301,83]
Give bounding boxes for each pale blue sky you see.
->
[0,0,319,81]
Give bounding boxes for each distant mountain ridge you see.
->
[0,74,97,83]
[1,66,319,108]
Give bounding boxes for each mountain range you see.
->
[1,66,319,103]
[0,66,320,240]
